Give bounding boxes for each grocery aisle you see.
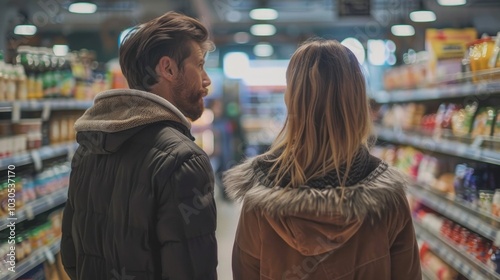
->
[215,183,241,280]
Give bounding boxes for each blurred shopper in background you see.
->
[61,12,217,279]
[224,38,421,280]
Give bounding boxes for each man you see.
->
[61,12,217,280]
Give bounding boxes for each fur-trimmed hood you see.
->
[223,158,408,255]
[74,89,192,154]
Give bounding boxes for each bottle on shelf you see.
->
[490,246,500,274]
[33,48,44,100]
[0,50,5,101]
[5,63,17,101]
[16,64,28,100]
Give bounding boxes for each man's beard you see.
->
[173,74,204,121]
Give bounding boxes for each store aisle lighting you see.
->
[68,2,97,14]
[223,52,250,79]
[14,24,37,36]
[53,45,69,56]
[234,32,250,44]
[409,10,436,22]
[250,24,276,36]
[254,43,274,57]
[437,0,466,6]
[391,25,415,36]
[249,8,278,20]
[341,37,365,65]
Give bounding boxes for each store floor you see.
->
[215,186,241,280]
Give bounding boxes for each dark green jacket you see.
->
[61,89,217,280]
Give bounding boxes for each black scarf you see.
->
[253,147,381,189]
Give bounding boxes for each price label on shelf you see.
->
[471,136,483,149]
[30,150,43,172]
[25,205,35,220]
[468,218,479,230]
[46,194,55,206]
[41,102,51,121]
[43,247,55,264]
[11,102,21,123]
[456,143,467,156]
[495,231,500,247]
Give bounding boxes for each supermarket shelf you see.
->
[374,81,500,103]
[374,125,500,165]
[0,142,78,170]
[421,266,436,280]
[417,184,500,225]
[0,99,93,112]
[0,187,68,231]
[3,239,60,280]
[414,221,500,280]
[408,186,500,245]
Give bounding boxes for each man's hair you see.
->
[263,38,372,190]
[119,11,212,90]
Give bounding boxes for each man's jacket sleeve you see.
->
[156,154,217,280]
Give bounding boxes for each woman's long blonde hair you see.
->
[265,38,372,189]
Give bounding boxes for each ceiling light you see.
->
[249,8,278,20]
[234,32,250,44]
[223,52,250,79]
[341,37,366,65]
[368,40,386,66]
[437,0,466,6]
[14,25,37,36]
[253,43,274,57]
[250,24,276,36]
[53,45,69,56]
[410,10,436,22]
[68,2,97,14]
[391,25,415,36]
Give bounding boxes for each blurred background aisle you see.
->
[215,188,241,280]
[1,0,500,279]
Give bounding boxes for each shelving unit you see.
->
[374,80,500,279]
[374,81,500,104]
[374,125,500,165]
[409,185,500,245]
[0,142,78,170]
[0,98,87,278]
[2,239,60,280]
[421,266,436,280]
[414,221,500,280]
[0,99,93,112]
[0,187,68,231]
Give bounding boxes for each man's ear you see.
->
[156,56,178,82]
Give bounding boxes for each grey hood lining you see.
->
[74,89,191,133]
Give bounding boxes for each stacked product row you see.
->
[372,145,500,219]
[377,102,500,140]
[415,206,500,271]
[384,28,500,90]
[0,111,82,159]
[0,161,70,218]
[0,46,112,102]
[0,207,63,275]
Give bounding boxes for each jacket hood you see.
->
[74,89,192,154]
[223,159,407,255]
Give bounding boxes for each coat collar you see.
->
[223,159,408,222]
[74,88,191,133]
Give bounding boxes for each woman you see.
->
[223,38,422,280]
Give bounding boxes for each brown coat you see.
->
[224,160,422,280]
